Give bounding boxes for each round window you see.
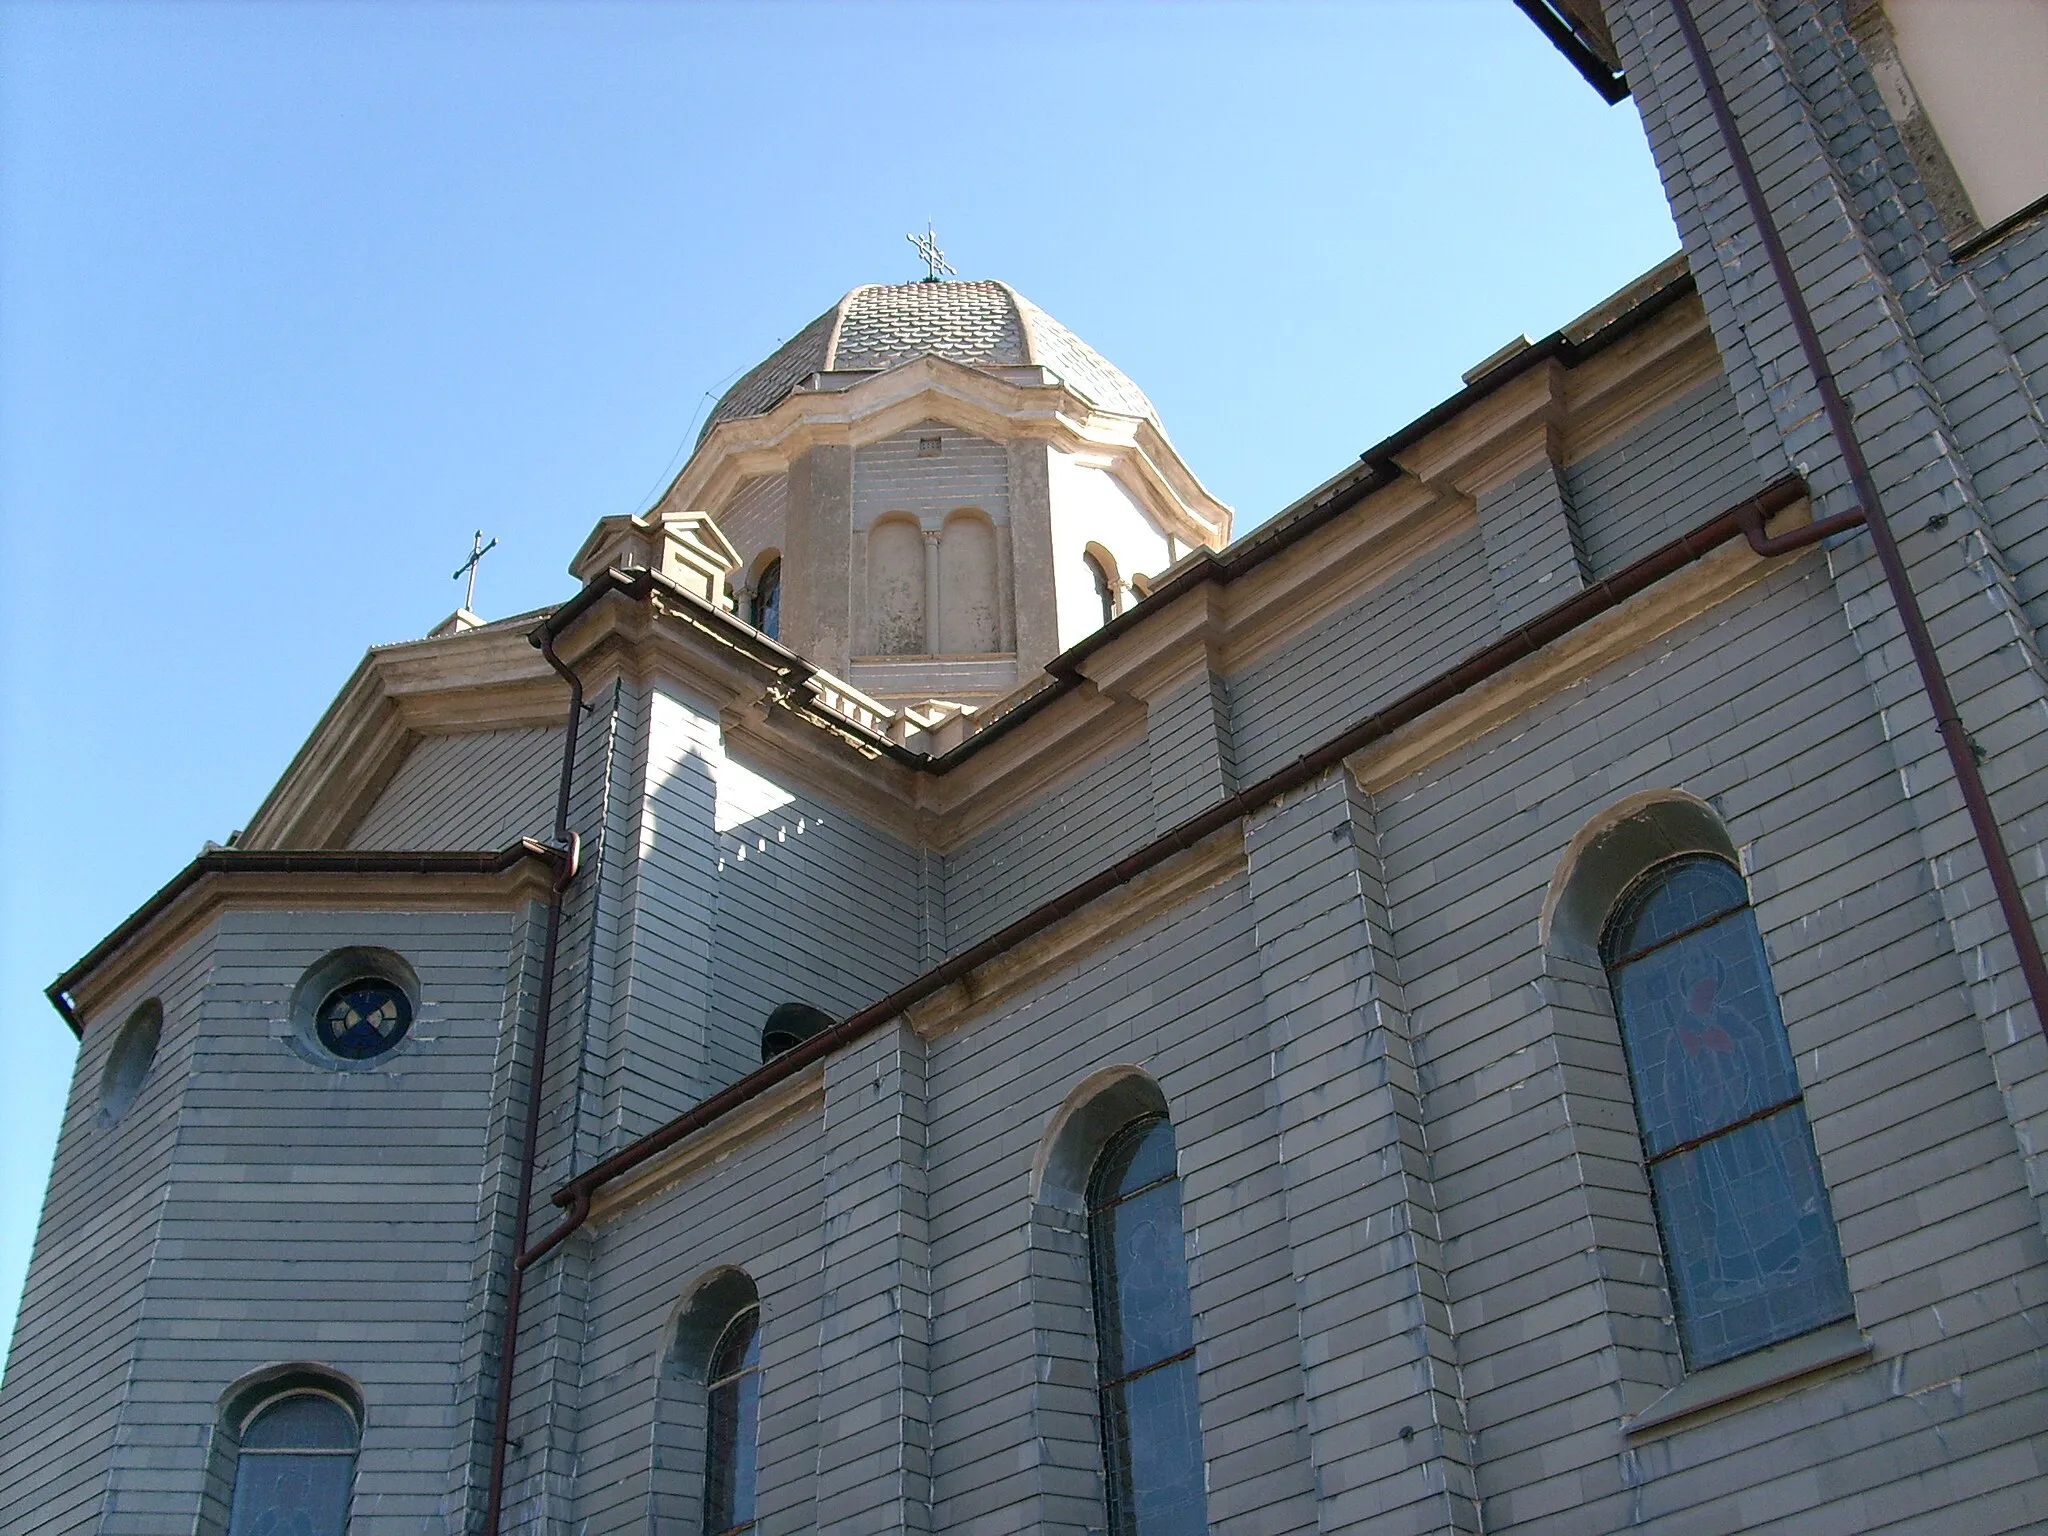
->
[98,999,163,1127]
[314,978,413,1061]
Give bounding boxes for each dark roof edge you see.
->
[926,256,1697,768]
[47,840,564,1036]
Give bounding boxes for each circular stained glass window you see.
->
[314,978,413,1061]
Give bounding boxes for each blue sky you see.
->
[0,0,1676,1361]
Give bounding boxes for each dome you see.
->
[698,280,1160,446]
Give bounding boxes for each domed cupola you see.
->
[604,277,1230,712]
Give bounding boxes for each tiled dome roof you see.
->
[698,280,1159,446]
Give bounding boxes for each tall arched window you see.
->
[703,1305,762,1536]
[1087,1115,1206,1536]
[1084,550,1117,627]
[754,560,781,642]
[1602,855,1853,1368]
[225,1388,360,1536]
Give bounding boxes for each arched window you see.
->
[1084,550,1117,628]
[1602,855,1853,1368]
[225,1388,360,1536]
[703,1306,762,1536]
[754,560,781,642]
[760,1001,835,1062]
[1087,1115,1206,1536]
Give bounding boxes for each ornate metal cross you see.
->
[908,222,956,283]
[453,529,499,613]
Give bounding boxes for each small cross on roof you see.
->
[907,222,956,283]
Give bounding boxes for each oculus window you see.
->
[225,1389,359,1536]
[1602,855,1852,1367]
[1088,1115,1207,1536]
[315,979,413,1062]
[703,1305,762,1536]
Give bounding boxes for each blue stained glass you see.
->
[1096,1118,1177,1198]
[226,1456,354,1536]
[1650,1106,1853,1366]
[704,1310,761,1536]
[315,980,412,1061]
[242,1395,356,1451]
[1099,1182,1196,1379]
[1611,906,1800,1156]
[1088,1116,1208,1536]
[1606,857,1747,961]
[1106,1357,1206,1536]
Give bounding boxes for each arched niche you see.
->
[1033,1066,1171,1216]
[200,1364,366,1536]
[651,1268,761,1532]
[1544,790,1737,964]
[868,516,925,656]
[938,510,1000,654]
[1531,789,1741,1414]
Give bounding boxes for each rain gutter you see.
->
[516,471,1856,1267]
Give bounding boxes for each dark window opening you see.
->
[755,560,781,642]
[761,1002,835,1061]
[1085,552,1116,628]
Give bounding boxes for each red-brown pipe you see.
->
[480,628,586,1536]
[1667,0,2048,1037]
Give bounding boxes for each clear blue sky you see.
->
[0,1,1677,1362]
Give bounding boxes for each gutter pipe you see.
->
[1667,0,2048,1038]
[515,472,1854,1262]
[479,628,586,1536]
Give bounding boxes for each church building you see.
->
[7,2,2048,1532]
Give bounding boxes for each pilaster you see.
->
[786,444,855,676]
[1244,774,1478,1536]
[813,1019,934,1536]
[1474,441,1589,633]
[1008,440,1060,675]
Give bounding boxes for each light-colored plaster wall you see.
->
[1047,453,1172,652]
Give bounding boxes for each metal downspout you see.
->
[480,627,586,1536]
[1667,0,2048,1037]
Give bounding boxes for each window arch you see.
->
[1087,1115,1207,1536]
[760,1001,835,1062]
[1601,854,1853,1367]
[221,1381,361,1536]
[652,1269,761,1536]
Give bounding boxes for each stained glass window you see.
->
[755,561,781,643]
[225,1390,358,1536]
[314,979,412,1061]
[1088,1117,1207,1536]
[1602,855,1853,1368]
[703,1306,761,1536]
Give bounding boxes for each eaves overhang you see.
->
[47,840,565,1036]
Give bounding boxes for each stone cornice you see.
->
[237,283,1739,872]
[52,843,563,1033]
[661,353,1230,552]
